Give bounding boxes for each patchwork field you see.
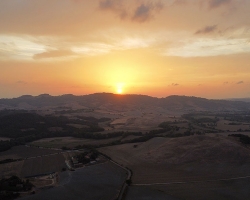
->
[216,120,250,132]
[20,161,127,200]
[0,146,65,178]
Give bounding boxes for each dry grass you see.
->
[151,178,250,200]
[100,135,250,184]
[217,120,250,131]
[0,137,10,141]
[0,146,62,160]
[30,178,53,188]
[0,160,24,178]
[67,124,89,129]
[20,154,66,178]
[30,137,122,148]
[0,146,64,178]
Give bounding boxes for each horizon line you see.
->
[0,92,250,101]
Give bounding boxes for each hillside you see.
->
[0,93,250,112]
[100,135,250,183]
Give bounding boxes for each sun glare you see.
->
[116,83,124,94]
[117,88,122,94]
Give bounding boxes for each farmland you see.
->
[0,137,10,141]
[30,137,123,149]
[20,154,66,178]
[100,135,250,183]
[125,186,177,200]
[0,160,24,178]
[20,161,127,200]
[146,178,250,200]
[1,95,250,199]
[0,145,64,179]
[99,134,250,199]
[0,146,62,160]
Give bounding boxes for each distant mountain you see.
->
[0,93,250,112]
[226,98,250,102]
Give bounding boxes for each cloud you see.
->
[33,49,76,60]
[99,0,127,19]
[16,81,27,84]
[195,25,217,34]
[165,38,250,57]
[173,0,187,6]
[132,2,164,23]
[208,0,232,9]
[237,81,244,84]
[171,83,179,86]
[99,0,164,23]
[0,35,45,60]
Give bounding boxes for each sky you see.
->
[0,0,250,99]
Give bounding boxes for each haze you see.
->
[1,0,250,99]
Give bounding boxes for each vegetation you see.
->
[0,176,33,200]
[0,110,109,152]
[75,150,99,164]
[0,159,21,165]
[229,134,250,145]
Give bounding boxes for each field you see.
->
[216,120,250,131]
[0,137,10,141]
[20,154,66,178]
[20,161,127,200]
[0,161,24,178]
[0,146,64,178]
[125,186,177,200]
[30,137,123,148]
[148,178,250,200]
[59,104,183,132]
[100,134,250,199]
[100,135,250,184]
[125,178,250,200]
[0,146,62,160]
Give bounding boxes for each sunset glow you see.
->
[117,88,123,94]
[0,0,250,99]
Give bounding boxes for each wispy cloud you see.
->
[165,38,250,57]
[33,49,76,60]
[99,0,164,23]
[195,25,217,34]
[99,0,127,19]
[208,0,232,9]
[16,81,27,84]
[171,83,179,86]
[132,2,164,23]
[237,81,244,84]
[0,35,45,60]
[173,0,187,6]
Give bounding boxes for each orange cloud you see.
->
[33,49,76,60]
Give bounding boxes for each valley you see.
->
[1,93,250,199]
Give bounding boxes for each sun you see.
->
[116,83,124,94]
[117,88,123,94]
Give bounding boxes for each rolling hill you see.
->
[0,93,250,112]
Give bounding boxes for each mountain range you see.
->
[0,93,250,112]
